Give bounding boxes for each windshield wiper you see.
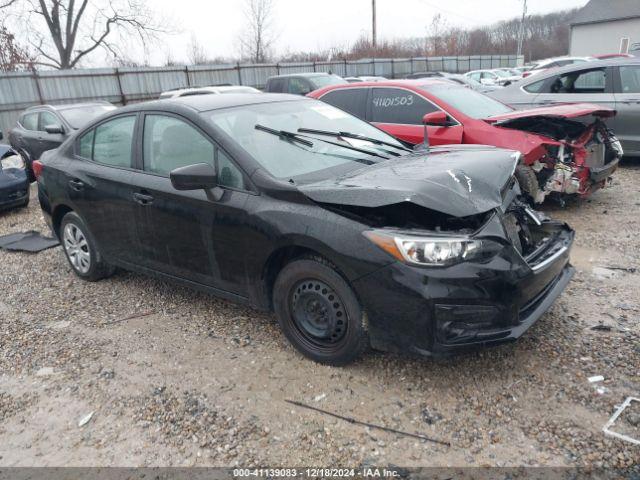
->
[255,124,314,147]
[255,124,388,162]
[297,128,413,153]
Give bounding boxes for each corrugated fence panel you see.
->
[0,54,523,135]
[119,66,189,102]
[0,72,40,108]
[188,65,239,87]
[239,64,279,89]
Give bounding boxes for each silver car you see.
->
[489,59,640,156]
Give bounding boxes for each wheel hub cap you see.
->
[63,223,91,274]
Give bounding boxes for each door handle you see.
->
[68,179,84,191]
[133,192,154,205]
[539,100,558,105]
[622,98,640,104]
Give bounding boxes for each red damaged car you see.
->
[309,80,623,203]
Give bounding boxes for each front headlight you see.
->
[1,154,25,170]
[363,230,501,267]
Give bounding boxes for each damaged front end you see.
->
[299,147,575,355]
[494,114,623,203]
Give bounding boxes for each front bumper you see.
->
[352,218,575,356]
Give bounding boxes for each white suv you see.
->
[159,85,261,99]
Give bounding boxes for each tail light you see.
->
[522,72,531,78]
[32,159,44,179]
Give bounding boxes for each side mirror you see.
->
[44,124,64,134]
[422,111,451,127]
[170,163,218,191]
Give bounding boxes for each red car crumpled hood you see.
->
[484,103,616,123]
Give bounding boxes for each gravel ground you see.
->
[0,162,639,468]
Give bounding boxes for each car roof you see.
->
[522,57,640,82]
[124,93,309,114]
[268,72,337,79]
[25,101,112,112]
[311,78,456,95]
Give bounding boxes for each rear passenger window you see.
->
[320,89,368,120]
[21,113,38,130]
[92,116,136,167]
[370,88,437,125]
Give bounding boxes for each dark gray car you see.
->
[265,73,347,95]
[489,59,640,156]
[8,102,115,179]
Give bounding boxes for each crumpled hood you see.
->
[485,103,616,124]
[298,146,519,218]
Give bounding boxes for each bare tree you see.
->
[1,0,167,69]
[0,24,33,71]
[239,0,277,63]
[187,34,208,65]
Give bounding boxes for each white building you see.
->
[570,0,640,56]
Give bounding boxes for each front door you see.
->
[38,111,66,155]
[534,66,617,109]
[130,113,251,296]
[368,87,463,146]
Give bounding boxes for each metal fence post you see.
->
[184,66,191,87]
[114,68,126,105]
[236,62,242,85]
[391,59,395,79]
[32,69,44,105]
[312,61,316,72]
[276,62,280,75]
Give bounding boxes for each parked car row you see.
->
[32,93,576,365]
[2,56,635,366]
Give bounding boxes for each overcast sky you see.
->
[147,0,588,64]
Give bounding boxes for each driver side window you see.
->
[142,114,245,189]
[548,68,606,94]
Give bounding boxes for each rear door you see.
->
[318,88,369,120]
[67,114,141,264]
[613,64,640,155]
[367,87,463,146]
[127,112,251,295]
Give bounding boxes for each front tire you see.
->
[273,257,369,366]
[60,212,114,281]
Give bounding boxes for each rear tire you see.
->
[60,211,114,282]
[273,257,369,366]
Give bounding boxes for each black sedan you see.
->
[35,94,574,365]
[0,142,29,211]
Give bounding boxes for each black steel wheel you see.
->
[273,257,369,365]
